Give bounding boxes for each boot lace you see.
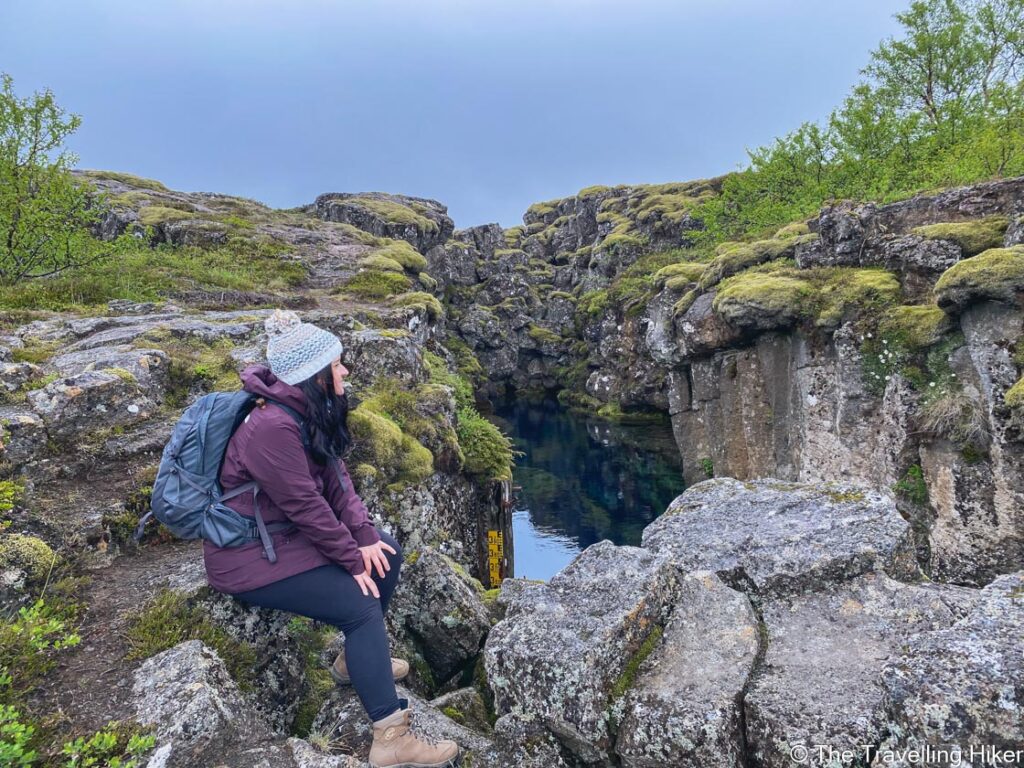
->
[407,709,443,747]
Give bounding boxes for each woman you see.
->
[203,309,462,768]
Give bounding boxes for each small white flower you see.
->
[882,339,888,345]
[867,332,873,338]
[929,382,935,387]
[885,375,891,381]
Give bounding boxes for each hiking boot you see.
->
[331,652,410,685]
[369,700,460,768]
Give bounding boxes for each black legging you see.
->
[233,529,405,722]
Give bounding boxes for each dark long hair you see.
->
[297,362,352,464]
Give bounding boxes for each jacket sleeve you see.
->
[245,418,367,575]
[324,458,381,548]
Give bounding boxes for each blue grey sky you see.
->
[4,0,904,228]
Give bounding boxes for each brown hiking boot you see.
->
[331,653,410,685]
[369,701,460,768]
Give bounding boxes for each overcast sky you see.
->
[4,0,904,228]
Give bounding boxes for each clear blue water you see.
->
[486,393,686,581]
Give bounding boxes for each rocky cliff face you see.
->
[436,175,1024,587]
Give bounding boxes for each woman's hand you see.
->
[360,539,397,578]
[353,570,380,598]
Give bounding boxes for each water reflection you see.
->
[487,392,686,581]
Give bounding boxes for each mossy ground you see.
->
[124,589,258,689]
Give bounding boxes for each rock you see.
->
[386,546,491,684]
[51,345,170,391]
[878,571,1024,764]
[132,640,270,768]
[0,406,48,467]
[674,291,744,357]
[0,362,43,395]
[313,192,453,253]
[614,571,760,768]
[342,329,428,389]
[199,592,309,734]
[484,540,681,763]
[27,370,155,445]
[429,687,492,735]
[310,683,495,765]
[425,240,478,288]
[745,573,978,768]
[641,478,918,596]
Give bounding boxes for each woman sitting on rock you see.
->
[203,309,461,768]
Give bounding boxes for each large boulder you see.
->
[614,571,760,768]
[484,540,681,763]
[313,192,453,253]
[641,478,918,597]
[878,571,1024,765]
[27,370,156,445]
[132,640,270,768]
[51,345,170,391]
[745,573,979,768]
[386,546,492,685]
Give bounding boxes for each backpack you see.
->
[136,390,312,563]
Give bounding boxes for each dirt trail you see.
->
[27,540,206,740]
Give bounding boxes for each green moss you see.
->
[1006,376,1024,409]
[345,197,439,235]
[526,200,559,218]
[672,289,699,317]
[699,235,814,290]
[125,589,257,689]
[548,290,576,301]
[814,268,902,327]
[601,232,647,253]
[528,324,563,344]
[138,206,194,227]
[823,487,865,503]
[654,262,706,288]
[348,407,434,491]
[634,193,700,225]
[390,291,443,321]
[0,480,24,514]
[0,534,56,582]
[338,269,412,300]
[10,342,58,365]
[713,273,814,327]
[81,170,169,192]
[913,216,1009,256]
[934,246,1024,308]
[359,254,405,272]
[577,289,610,318]
[577,184,611,198]
[608,625,663,702]
[375,240,429,272]
[102,367,138,384]
[879,305,950,349]
[774,221,811,239]
[443,335,485,385]
[699,457,714,478]
[503,226,524,247]
[595,402,668,425]
[894,465,928,505]
[404,549,421,566]
[418,271,438,291]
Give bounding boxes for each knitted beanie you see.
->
[264,309,344,386]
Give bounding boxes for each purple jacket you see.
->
[202,365,381,594]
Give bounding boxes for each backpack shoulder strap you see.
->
[261,398,312,453]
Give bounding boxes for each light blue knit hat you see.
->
[264,309,344,386]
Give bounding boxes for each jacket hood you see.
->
[240,364,308,416]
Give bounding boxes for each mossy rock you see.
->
[527,324,563,345]
[390,291,443,321]
[713,273,814,329]
[880,305,951,349]
[913,216,1009,257]
[359,254,405,273]
[1006,376,1024,410]
[138,206,195,227]
[348,406,434,491]
[345,197,440,235]
[417,271,438,291]
[672,289,699,317]
[0,533,56,582]
[654,262,706,288]
[0,479,24,514]
[814,268,902,327]
[934,246,1024,310]
[375,241,429,272]
[338,269,412,300]
[699,235,814,290]
[81,170,169,192]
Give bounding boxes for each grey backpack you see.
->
[137,390,307,563]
